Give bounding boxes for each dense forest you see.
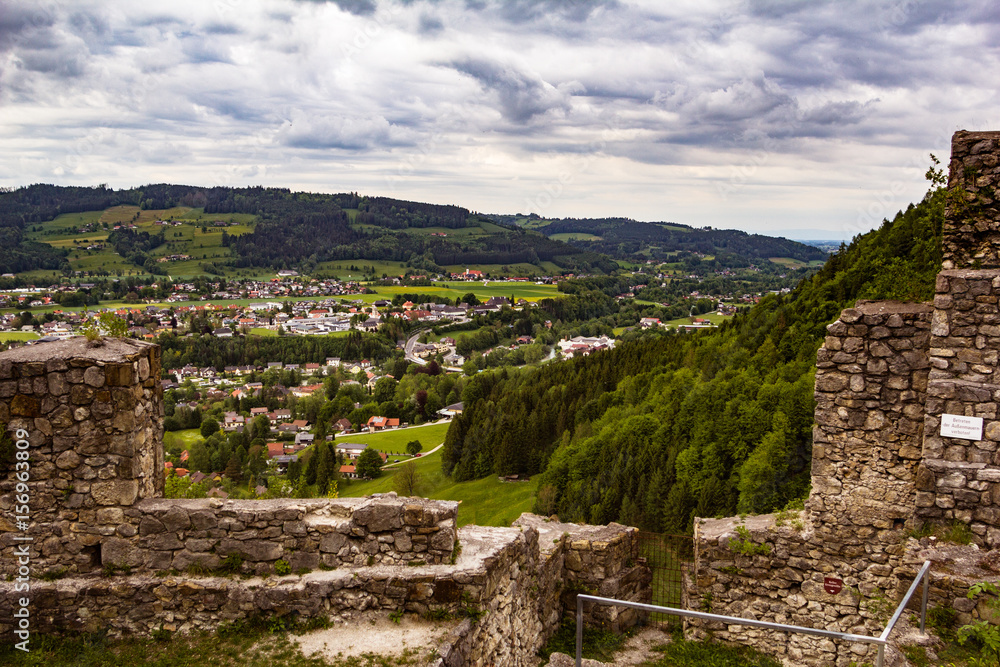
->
[158,329,397,370]
[0,184,612,275]
[499,214,828,264]
[446,186,944,533]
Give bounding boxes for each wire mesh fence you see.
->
[636,531,694,628]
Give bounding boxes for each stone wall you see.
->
[0,514,647,667]
[0,338,163,576]
[514,514,652,633]
[916,269,1000,543]
[0,335,652,664]
[942,131,1000,270]
[809,300,932,531]
[693,514,885,667]
[101,496,459,576]
[691,129,1000,666]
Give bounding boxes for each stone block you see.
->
[11,394,40,417]
[102,537,144,568]
[159,507,191,532]
[91,480,139,506]
[84,366,105,387]
[353,502,403,533]
[319,532,347,553]
[55,450,81,470]
[217,538,282,562]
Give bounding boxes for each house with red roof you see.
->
[366,416,400,431]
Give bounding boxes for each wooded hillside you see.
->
[445,187,944,533]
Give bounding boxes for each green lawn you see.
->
[163,429,205,452]
[249,327,277,337]
[662,311,732,328]
[339,442,538,527]
[550,232,602,242]
[0,331,40,342]
[335,422,450,456]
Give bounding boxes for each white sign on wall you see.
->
[940,414,984,441]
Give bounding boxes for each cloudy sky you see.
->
[1,0,997,239]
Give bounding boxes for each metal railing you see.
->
[575,560,932,667]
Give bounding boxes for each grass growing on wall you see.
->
[0,618,425,666]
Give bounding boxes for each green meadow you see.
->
[769,256,827,269]
[549,232,602,242]
[163,429,205,452]
[368,281,559,303]
[0,331,40,342]
[338,439,538,527]
[334,422,450,456]
[662,311,732,328]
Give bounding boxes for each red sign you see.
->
[824,577,843,595]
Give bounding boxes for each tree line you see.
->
[445,185,945,533]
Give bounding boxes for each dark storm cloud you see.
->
[298,0,378,16]
[0,0,997,234]
[464,0,620,23]
[450,58,573,123]
[0,1,56,49]
[418,13,445,34]
[278,112,412,150]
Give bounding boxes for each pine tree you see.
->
[224,453,242,482]
[316,442,331,495]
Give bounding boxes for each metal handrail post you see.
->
[879,560,933,642]
[921,572,929,634]
[576,594,583,667]
[573,560,932,666]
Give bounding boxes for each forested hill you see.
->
[500,215,828,264]
[445,187,944,533]
[0,184,614,275]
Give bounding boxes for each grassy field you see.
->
[163,429,205,452]
[369,281,559,303]
[0,331,40,342]
[337,422,537,527]
[769,257,827,269]
[549,232,602,242]
[340,448,538,527]
[249,327,277,337]
[313,260,411,279]
[0,281,562,316]
[22,206,261,280]
[662,311,732,328]
[335,422,449,456]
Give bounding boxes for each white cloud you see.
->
[0,0,996,238]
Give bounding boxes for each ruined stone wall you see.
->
[809,301,932,532]
[0,336,651,665]
[0,339,163,576]
[942,131,1000,270]
[101,496,458,576]
[0,515,646,667]
[514,514,652,633]
[691,130,1000,666]
[692,513,915,667]
[916,269,1000,543]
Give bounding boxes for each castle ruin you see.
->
[0,338,649,665]
[693,131,1000,666]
